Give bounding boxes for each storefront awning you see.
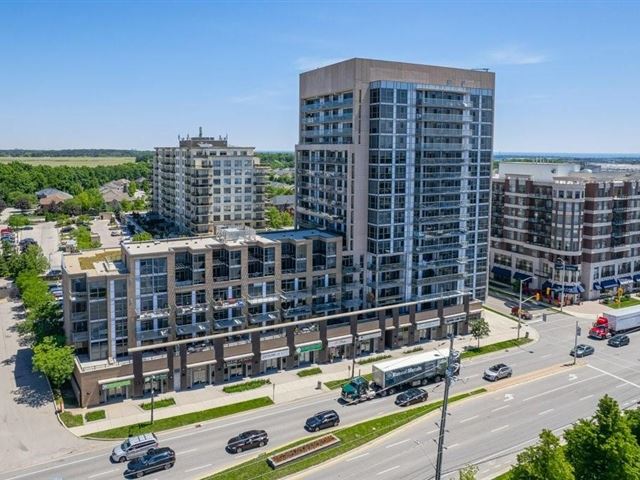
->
[634,274,640,282]
[491,266,511,278]
[601,279,618,289]
[224,352,254,362]
[513,272,533,282]
[618,277,633,286]
[99,375,134,388]
[593,282,602,291]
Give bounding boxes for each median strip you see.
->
[203,388,486,480]
[83,396,274,439]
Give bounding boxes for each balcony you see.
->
[419,127,472,137]
[417,143,467,152]
[176,322,210,336]
[312,284,341,296]
[342,299,362,309]
[419,113,471,123]
[137,327,171,341]
[214,317,245,330]
[71,331,89,342]
[136,308,170,320]
[417,97,469,108]
[246,292,280,305]
[249,312,279,324]
[281,289,310,301]
[212,299,243,310]
[176,303,209,315]
[283,305,312,319]
[313,302,341,313]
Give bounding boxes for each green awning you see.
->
[296,342,323,353]
[102,379,131,389]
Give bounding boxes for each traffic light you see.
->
[535,292,541,301]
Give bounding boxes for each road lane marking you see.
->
[491,405,510,413]
[616,383,628,389]
[3,452,109,480]
[541,353,553,358]
[448,443,460,448]
[460,415,479,424]
[185,463,212,473]
[88,470,118,479]
[466,374,479,379]
[522,374,605,402]
[179,448,198,454]
[587,365,640,389]
[538,408,554,416]
[491,425,509,433]
[385,439,411,449]
[426,429,438,434]
[346,453,370,462]
[377,466,400,475]
[568,374,578,381]
[579,394,594,401]
[504,394,514,402]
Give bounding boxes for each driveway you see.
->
[92,219,121,248]
[14,221,62,270]
[0,298,92,471]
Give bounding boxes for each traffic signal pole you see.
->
[434,333,456,480]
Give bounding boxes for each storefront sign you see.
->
[358,329,382,341]
[261,347,290,361]
[101,379,131,390]
[327,335,353,348]
[296,341,323,354]
[444,314,467,325]
[416,319,440,331]
[224,353,254,364]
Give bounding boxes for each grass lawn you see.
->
[59,411,84,428]
[140,398,175,410]
[297,367,322,377]
[493,471,512,479]
[461,338,533,359]
[78,251,121,270]
[85,397,274,439]
[85,410,106,422]
[357,354,392,365]
[608,297,640,309]
[324,373,373,391]
[205,388,486,480]
[0,156,135,166]
[223,379,271,394]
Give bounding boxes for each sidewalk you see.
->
[68,311,537,437]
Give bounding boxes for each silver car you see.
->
[483,363,512,382]
[111,433,158,463]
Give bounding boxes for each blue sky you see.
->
[1,0,639,153]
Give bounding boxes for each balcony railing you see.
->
[283,305,312,318]
[176,322,210,336]
[313,302,341,312]
[211,299,243,310]
[249,312,279,324]
[136,308,170,320]
[137,327,171,341]
[417,97,469,108]
[312,284,341,296]
[281,289,310,301]
[246,292,280,305]
[176,303,209,315]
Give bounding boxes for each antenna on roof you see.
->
[199,126,203,137]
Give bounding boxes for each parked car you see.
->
[125,447,175,478]
[608,334,630,348]
[483,363,513,382]
[60,226,74,233]
[510,307,532,320]
[226,430,269,453]
[111,433,159,463]
[305,410,340,432]
[111,231,121,236]
[570,344,595,358]
[395,387,429,406]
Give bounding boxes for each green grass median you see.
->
[223,379,270,394]
[461,338,533,359]
[324,373,373,390]
[140,397,176,410]
[205,388,486,480]
[85,396,274,439]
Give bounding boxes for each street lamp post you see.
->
[556,258,566,312]
[517,275,535,341]
[351,335,359,379]
[150,375,157,424]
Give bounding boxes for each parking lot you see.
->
[91,219,122,248]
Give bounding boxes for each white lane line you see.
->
[616,383,628,389]
[579,394,594,401]
[3,452,109,480]
[448,443,461,448]
[538,408,554,416]
[522,374,605,402]
[386,439,411,449]
[184,463,213,473]
[491,425,509,433]
[426,429,438,434]
[541,353,553,358]
[88,470,118,479]
[179,448,198,454]
[346,452,370,462]
[588,364,640,389]
[377,466,400,475]
[460,415,479,424]
[466,374,479,379]
[492,405,510,413]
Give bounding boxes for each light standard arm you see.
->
[517,275,535,341]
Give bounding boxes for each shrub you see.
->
[140,397,176,410]
[357,354,392,365]
[297,367,322,377]
[85,410,106,422]
[223,379,271,394]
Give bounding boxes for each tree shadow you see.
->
[2,354,16,366]
[12,348,52,408]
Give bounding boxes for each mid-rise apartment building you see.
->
[62,226,482,406]
[296,58,494,326]
[153,130,267,235]
[491,162,640,301]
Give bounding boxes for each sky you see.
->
[1,0,639,153]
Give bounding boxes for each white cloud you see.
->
[487,46,548,65]
[294,56,346,72]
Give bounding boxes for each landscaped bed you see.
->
[140,397,175,410]
[357,354,391,365]
[59,411,83,428]
[461,338,532,359]
[85,410,106,422]
[297,367,322,377]
[223,379,271,394]
[267,434,339,468]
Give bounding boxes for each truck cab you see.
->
[341,376,374,403]
[589,316,610,339]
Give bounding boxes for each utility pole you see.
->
[150,375,156,424]
[435,332,456,480]
[573,321,580,366]
[517,275,534,341]
[351,335,358,379]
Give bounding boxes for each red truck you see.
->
[511,306,532,320]
[589,307,640,339]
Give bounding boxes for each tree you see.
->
[120,198,132,212]
[626,408,640,446]
[458,465,478,480]
[132,197,146,211]
[13,194,34,210]
[265,206,294,229]
[511,429,574,480]
[31,336,75,391]
[8,244,49,278]
[132,231,153,242]
[0,197,6,212]
[565,395,640,480]
[7,214,31,228]
[469,317,491,348]
[127,180,137,197]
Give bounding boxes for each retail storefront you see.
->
[295,341,323,366]
[99,376,133,403]
[327,335,352,362]
[223,353,254,381]
[260,347,290,373]
[357,329,381,355]
[444,313,467,336]
[143,370,168,395]
[187,360,215,388]
[416,319,441,342]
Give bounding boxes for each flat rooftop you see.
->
[63,249,125,275]
[260,229,338,241]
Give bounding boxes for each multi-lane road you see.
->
[1,311,636,480]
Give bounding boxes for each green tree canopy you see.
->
[469,317,491,348]
[458,465,478,480]
[265,206,294,229]
[565,395,640,480]
[132,231,153,242]
[511,429,574,480]
[9,244,49,278]
[31,336,75,390]
[7,214,31,228]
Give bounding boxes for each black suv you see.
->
[608,334,630,348]
[395,388,429,406]
[305,410,340,432]
[226,430,269,454]
[125,447,175,478]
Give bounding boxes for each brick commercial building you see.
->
[62,227,481,406]
[153,129,267,235]
[491,161,640,302]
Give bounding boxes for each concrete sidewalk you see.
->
[68,311,537,437]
